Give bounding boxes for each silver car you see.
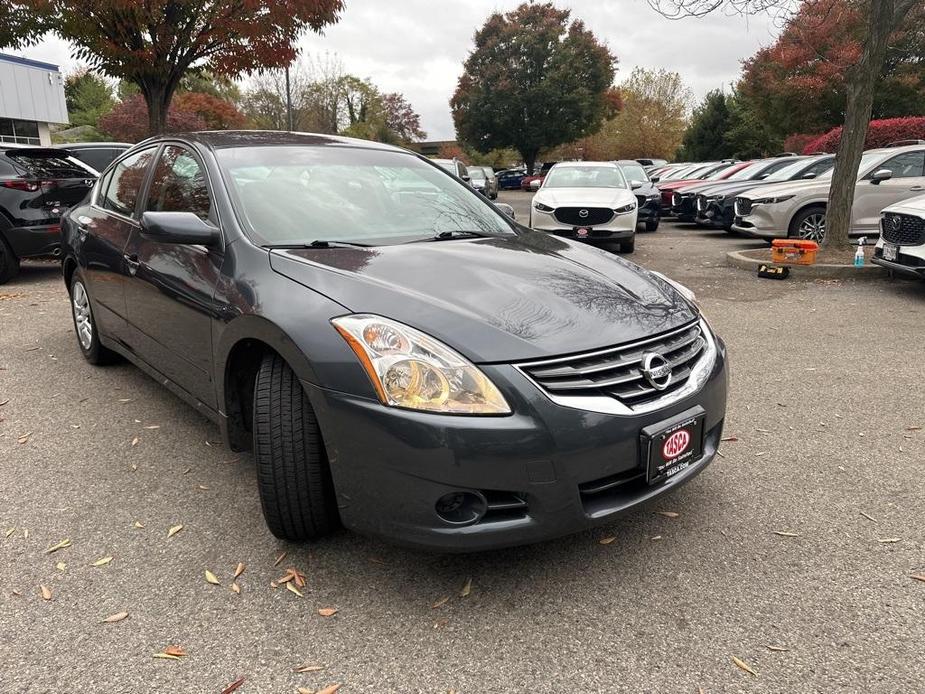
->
[732,143,925,242]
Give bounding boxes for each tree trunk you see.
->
[823,0,900,251]
[522,150,538,176]
[140,79,179,137]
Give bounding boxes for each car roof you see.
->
[56,142,132,149]
[614,160,647,166]
[138,130,407,153]
[550,161,619,168]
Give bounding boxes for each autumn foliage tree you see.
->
[99,92,244,142]
[451,2,617,175]
[0,0,343,136]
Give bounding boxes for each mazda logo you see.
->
[889,215,902,232]
[641,352,672,390]
[578,209,589,218]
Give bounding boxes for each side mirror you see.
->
[757,173,769,180]
[630,181,643,190]
[650,176,660,183]
[529,179,542,190]
[801,172,818,179]
[496,203,516,220]
[140,211,220,246]
[870,168,893,184]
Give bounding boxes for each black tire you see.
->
[69,274,119,365]
[645,219,659,232]
[0,235,20,285]
[620,238,635,253]
[253,352,339,541]
[789,205,827,242]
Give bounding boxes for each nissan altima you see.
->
[61,132,728,551]
[529,161,639,252]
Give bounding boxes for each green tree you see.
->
[0,0,343,136]
[451,2,616,175]
[64,69,115,128]
[677,90,734,160]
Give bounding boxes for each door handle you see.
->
[910,186,924,191]
[124,253,140,275]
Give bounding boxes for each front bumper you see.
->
[636,199,661,223]
[304,338,728,551]
[872,244,925,279]
[731,216,784,239]
[531,209,637,242]
[4,224,62,258]
[696,201,734,229]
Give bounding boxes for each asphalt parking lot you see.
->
[2,190,924,693]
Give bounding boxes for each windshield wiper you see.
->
[411,230,496,243]
[265,240,371,249]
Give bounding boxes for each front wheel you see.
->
[619,238,635,253]
[644,219,659,232]
[790,206,827,242]
[253,353,339,541]
[70,275,118,365]
[0,236,20,285]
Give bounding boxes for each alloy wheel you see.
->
[72,281,93,350]
[798,213,826,242]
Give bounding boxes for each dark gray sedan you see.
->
[60,131,727,551]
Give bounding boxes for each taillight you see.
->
[1,179,42,192]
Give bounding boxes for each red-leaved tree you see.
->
[801,117,925,154]
[99,93,244,143]
[0,1,343,136]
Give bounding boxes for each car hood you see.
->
[535,187,636,208]
[269,231,696,363]
[657,179,709,192]
[740,177,831,200]
[883,192,925,215]
[693,180,784,198]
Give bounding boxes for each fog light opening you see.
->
[435,490,487,526]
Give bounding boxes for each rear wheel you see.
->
[0,236,20,285]
[69,274,118,365]
[644,219,659,232]
[790,206,827,243]
[253,352,339,541]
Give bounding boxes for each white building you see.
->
[0,53,68,146]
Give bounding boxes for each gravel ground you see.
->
[1,193,923,693]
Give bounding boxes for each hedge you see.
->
[799,117,925,154]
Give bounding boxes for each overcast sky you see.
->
[12,0,780,140]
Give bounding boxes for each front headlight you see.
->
[752,195,794,205]
[650,271,700,309]
[614,202,637,214]
[331,315,511,415]
[533,201,554,212]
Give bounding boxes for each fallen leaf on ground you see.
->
[368,556,387,565]
[40,585,52,600]
[732,656,757,676]
[657,511,679,518]
[55,562,66,571]
[860,511,877,522]
[316,685,341,694]
[46,538,72,553]
[131,437,139,447]
[205,570,220,585]
[4,528,13,538]
[133,521,144,529]
[906,426,921,431]
[221,676,246,694]
[286,582,304,598]
[164,645,187,657]
[879,538,901,544]
[651,535,663,541]
[910,574,925,582]
[91,556,113,567]
[0,399,8,406]
[433,618,448,629]
[460,577,472,598]
[318,607,338,617]
[766,645,789,652]
[167,524,183,538]
[144,425,160,430]
[182,467,191,474]
[102,611,129,623]
[298,689,314,694]
[772,531,800,537]
[294,665,325,673]
[18,432,32,444]
[720,435,739,442]
[231,582,241,594]
[598,536,616,545]
[118,398,132,403]
[234,562,246,578]
[152,653,181,661]
[432,596,449,609]
[274,552,287,566]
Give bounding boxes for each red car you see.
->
[521,162,558,190]
[657,161,749,211]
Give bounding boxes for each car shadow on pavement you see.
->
[6,260,61,288]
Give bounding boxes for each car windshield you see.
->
[764,158,814,181]
[543,165,627,189]
[469,170,487,183]
[216,146,515,246]
[817,152,883,181]
[619,163,649,184]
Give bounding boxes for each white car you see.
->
[529,161,638,253]
[872,193,925,279]
[731,143,925,242]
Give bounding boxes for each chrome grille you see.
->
[553,207,614,226]
[882,213,925,246]
[735,197,753,216]
[518,322,706,407]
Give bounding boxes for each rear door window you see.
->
[101,147,157,218]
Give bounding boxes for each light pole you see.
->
[285,64,293,131]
